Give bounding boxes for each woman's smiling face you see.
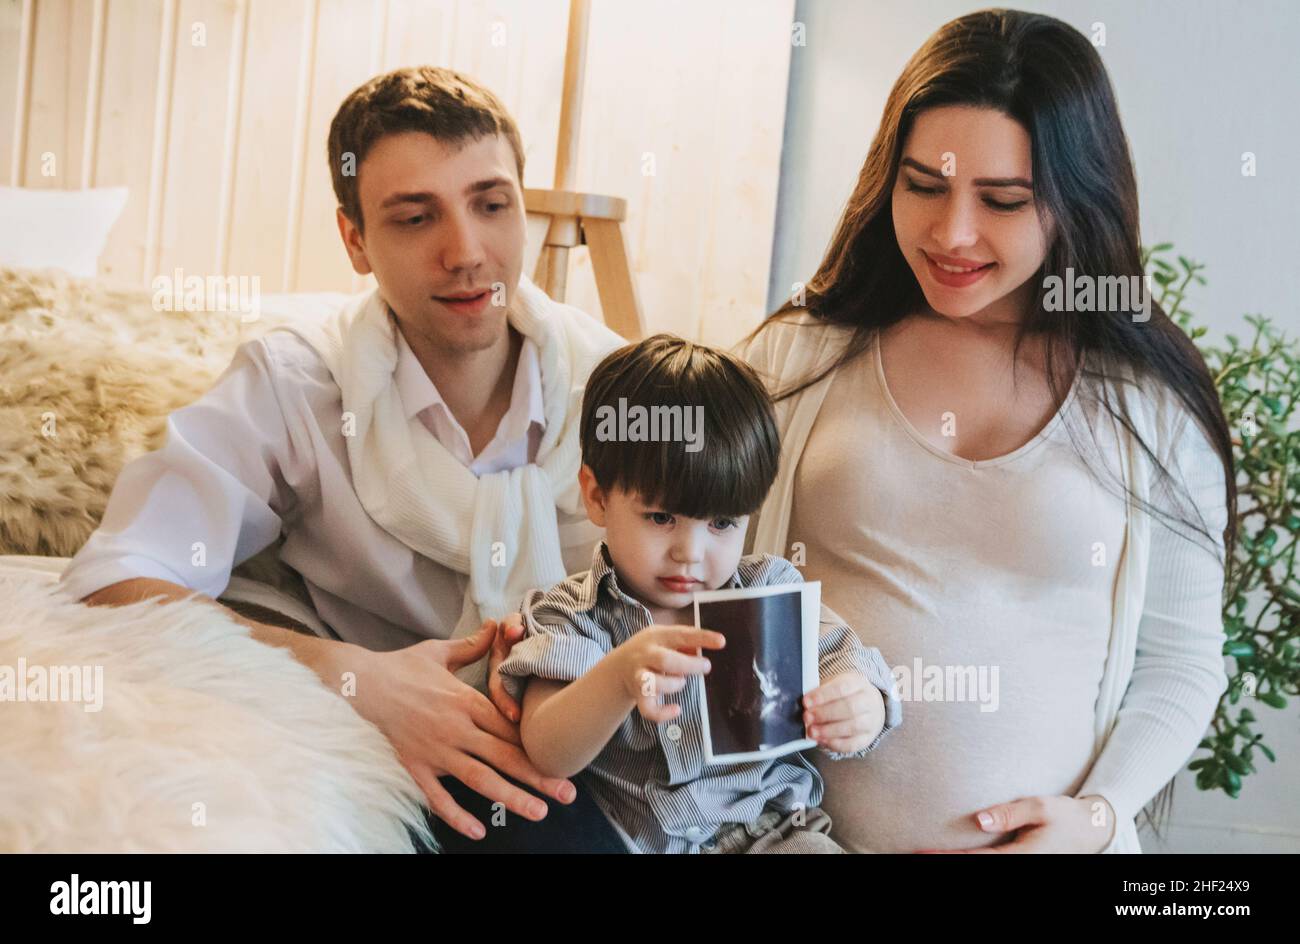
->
[891,105,1054,325]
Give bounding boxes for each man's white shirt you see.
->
[59,326,564,652]
[393,326,546,475]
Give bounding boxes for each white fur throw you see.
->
[0,577,435,852]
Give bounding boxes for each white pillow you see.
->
[0,186,128,278]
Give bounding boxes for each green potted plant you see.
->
[1143,244,1300,801]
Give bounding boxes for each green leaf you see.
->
[1224,640,1255,658]
[1224,768,1242,797]
[1224,752,1251,774]
[1258,691,1288,709]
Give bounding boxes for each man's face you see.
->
[337,131,526,355]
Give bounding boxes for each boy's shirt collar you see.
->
[577,539,743,615]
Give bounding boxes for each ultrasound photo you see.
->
[693,582,821,764]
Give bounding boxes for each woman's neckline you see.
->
[870,332,1084,470]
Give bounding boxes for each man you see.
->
[59,66,627,852]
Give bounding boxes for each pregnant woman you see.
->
[738,9,1234,853]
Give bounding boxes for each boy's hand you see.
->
[613,625,726,723]
[803,672,885,754]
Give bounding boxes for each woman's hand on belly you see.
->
[915,794,1117,853]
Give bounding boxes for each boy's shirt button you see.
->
[666,723,683,742]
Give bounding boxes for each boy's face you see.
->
[579,465,750,620]
[336,130,526,356]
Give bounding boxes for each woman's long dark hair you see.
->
[751,8,1237,837]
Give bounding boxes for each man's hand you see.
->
[334,618,576,841]
[487,612,526,723]
[80,580,561,841]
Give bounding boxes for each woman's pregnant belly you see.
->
[785,359,1126,851]
[816,660,1101,853]
[815,540,1119,850]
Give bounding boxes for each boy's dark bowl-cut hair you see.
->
[580,334,780,520]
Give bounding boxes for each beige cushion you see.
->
[0,266,343,604]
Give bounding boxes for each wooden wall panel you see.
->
[156,0,240,279]
[568,0,794,346]
[93,0,165,279]
[0,0,29,185]
[292,0,376,293]
[21,0,93,189]
[223,0,308,287]
[0,0,794,344]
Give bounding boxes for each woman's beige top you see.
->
[739,313,1230,854]
[789,335,1129,852]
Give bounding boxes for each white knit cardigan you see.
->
[736,312,1231,853]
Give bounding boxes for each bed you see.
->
[0,194,434,851]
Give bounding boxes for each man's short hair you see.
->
[580,335,781,519]
[327,65,526,232]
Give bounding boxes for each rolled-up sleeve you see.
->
[815,605,904,759]
[58,338,300,603]
[495,588,613,703]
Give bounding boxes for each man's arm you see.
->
[80,577,352,685]
[59,338,296,606]
[67,338,576,839]
[81,576,578,840]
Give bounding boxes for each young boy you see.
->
[496,335,902,853]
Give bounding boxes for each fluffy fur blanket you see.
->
[0,266,435,852]
[0,266,263,556]
[0,576,435,852]
[0,264,339,592]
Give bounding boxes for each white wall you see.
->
[769,0,1300,853]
